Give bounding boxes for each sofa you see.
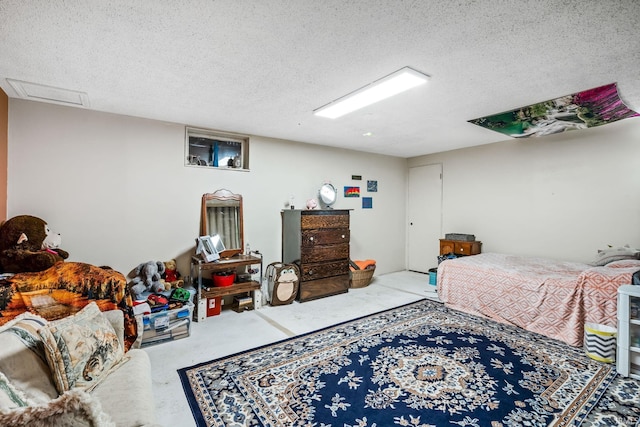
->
[0,302,159,426]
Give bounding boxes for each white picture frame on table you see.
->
[196,235,225,262]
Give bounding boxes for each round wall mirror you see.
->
[318,183,337,208]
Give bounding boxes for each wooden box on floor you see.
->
[137,304,193,347]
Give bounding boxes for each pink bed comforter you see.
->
[437,253,640,346]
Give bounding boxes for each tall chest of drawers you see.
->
[282,209,350,302]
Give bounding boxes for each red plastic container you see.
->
[207,297,222,316]
[213,272,236,287]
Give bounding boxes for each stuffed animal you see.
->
[161,259,184,290]
[129,261,166,300]
[306,198,318,210]
[0,215,69,273]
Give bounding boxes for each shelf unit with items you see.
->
[190,253,263,321]
[617,284,640,379]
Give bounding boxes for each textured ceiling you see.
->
[1,0,639,158]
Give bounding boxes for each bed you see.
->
[437,253,640,346]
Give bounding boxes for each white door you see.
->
[407,164,442,273]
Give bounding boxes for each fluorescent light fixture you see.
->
[314,67,429,119]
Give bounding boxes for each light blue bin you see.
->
[428,268,437,286]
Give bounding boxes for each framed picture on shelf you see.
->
[196,235,224,262]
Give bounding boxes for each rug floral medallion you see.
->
[178,300,640,427]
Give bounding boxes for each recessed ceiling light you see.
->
[6,79,90,107]
[314,67,429,119]
[362,132,373,137]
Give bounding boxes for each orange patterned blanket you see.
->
[437,253,640,346]
[0,262,137,349]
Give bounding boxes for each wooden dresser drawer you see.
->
[454,241,481,255]
[302,229,349,246]
[299,260,350,281]
[440,240,455,255]
[300,243,349,263]
[301,214,349,230]
[439,239,482,256]
[297,274,350,302]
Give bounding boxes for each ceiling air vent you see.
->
[7,79,90,107]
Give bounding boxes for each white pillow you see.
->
[0,312,57,404]
[590,245,640,266]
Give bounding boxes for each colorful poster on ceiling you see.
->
[468,83,639,138]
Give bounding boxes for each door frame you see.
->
[407,163,443,273]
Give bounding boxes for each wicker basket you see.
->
[350,266,375,288]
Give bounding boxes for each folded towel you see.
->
[350,259,376,271]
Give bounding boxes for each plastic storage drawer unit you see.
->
[138,304,193,347]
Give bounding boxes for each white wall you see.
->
[408,119,640,263]
[8,99,407,277]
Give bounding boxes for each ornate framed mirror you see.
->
[201,189,244,258]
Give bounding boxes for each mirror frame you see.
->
[201,189,244,258]
[319,183,337,208]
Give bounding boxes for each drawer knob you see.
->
[341,234,345,239]
[310,236,314,241]
[309,270,314,275]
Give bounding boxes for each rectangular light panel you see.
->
[314,67,429,119]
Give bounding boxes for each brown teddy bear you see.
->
[0,215,69,273]
[161,259,184,290]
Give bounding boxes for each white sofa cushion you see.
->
[92,349,158,427]
[38,302,124,393]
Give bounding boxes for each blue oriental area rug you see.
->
[178,300,640,426]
